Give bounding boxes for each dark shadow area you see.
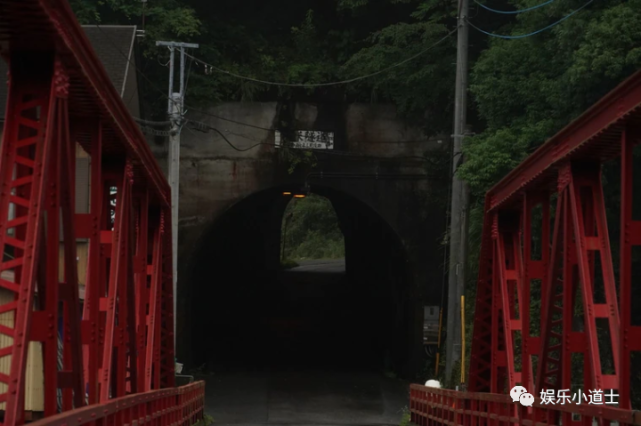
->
[183,185,411,376]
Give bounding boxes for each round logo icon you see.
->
[519,392,534,407]
[510,386,527,402]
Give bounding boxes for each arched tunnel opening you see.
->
[182,185,412,377]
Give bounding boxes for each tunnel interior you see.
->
[183,185,412,376]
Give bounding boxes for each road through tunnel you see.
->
[183,185,414,377]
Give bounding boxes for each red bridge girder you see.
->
[410,385,641,426]
[0,0,186,425]
[468,67,641,413]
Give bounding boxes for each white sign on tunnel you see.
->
[275,130,334,150]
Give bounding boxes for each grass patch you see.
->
[281,259,299,269]
[195,414,214,426]
[399,407,412,426]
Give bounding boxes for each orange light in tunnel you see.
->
[294,194,306,198]
[282,192,292,196]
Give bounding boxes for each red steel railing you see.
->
[27,382,206,426]
[410,385,641,426]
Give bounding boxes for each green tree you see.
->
[457,0,641,397]
[460,0,641,197]
[70,0,202,118]
[282,194,345,260]
[69,0,465,133]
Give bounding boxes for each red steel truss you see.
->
[410,385,641,426]
[468,66,641,412]
[27,381,205,426]
[0,0,182,424]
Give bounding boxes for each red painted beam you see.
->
[27,382,206,426]
[487,69,641,212]
[30,0,170,208]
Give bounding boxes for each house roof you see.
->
[0,25,137,119]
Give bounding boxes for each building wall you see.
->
[0,278,44,412]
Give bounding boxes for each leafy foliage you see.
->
[70,0,202,118]
[70,0,459,133]
[278,143,317,174]
[457,0,641,395]
[399,407,412,426]
[460,0,641,198]
[341,19,455,132]
[280,258,300,269]
[281,195,345,260]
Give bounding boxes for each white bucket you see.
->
[175,362,183,374]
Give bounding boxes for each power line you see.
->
[134,115,441,146]
[467,0,593,39]
[187,119,434,160]
[134,117,172,127]
[92,24,452,142]
[183,54,195,97]
[188,121,273,151]
[183,28,457,88]
[189,111,274,131]
[93,24,276,131]
[138,125,173,137]
[93,25,179,105]
[474,0,555,14]
[93,24,447,131]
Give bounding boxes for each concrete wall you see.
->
[172,101,450,377]
[172,102,447,232]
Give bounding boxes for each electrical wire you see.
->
[188,122,275,151]
[94,25,180,106]
[92,24,453,143]
[183,28,457,88]
[474,0,555,14]
[138,125,173,137]
[134,117,172,126]
[135,113,444,148]
[190,111,274,131]
[183,54,194,97]
[92,25,276,131]
[187,119,439,160]
[467,0,593,39]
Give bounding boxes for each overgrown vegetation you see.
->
[281,194,345,261]
[280,258,300,269]
[70,0,458,130]
[196,414,214,426]
[457,0,641,399]
[399,407,412,426]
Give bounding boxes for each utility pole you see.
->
[156,40,199,345]
[445,0,470,385]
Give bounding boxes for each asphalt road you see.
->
[289,259,346,273]
[202,370,409,426]
[198,258,408,426]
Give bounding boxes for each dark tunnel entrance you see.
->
[183,185,412,377]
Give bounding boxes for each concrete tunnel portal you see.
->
[180,184,416,377]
